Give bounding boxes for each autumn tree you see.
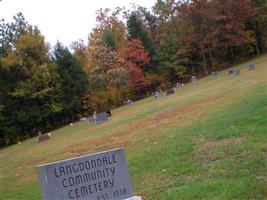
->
[178,0,215,75]
[122,38,150,96]
[71,39,88,69]
[211,0,256,60]
[127,12,155,57]
[90,8,126,52]
[86,44,130,110]
[246,0,267,54]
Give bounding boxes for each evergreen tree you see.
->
[127,13,155,58]
[155,36,188,83]
[52,42,88,122]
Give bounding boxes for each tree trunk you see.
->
[255,37,260,56]
[201,46,208,75]
[208,48,213,69]
[230,46,234,62]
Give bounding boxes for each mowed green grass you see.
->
[0,55,267,200]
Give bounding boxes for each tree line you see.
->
[0,0,266,146]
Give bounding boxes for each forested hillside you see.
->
[1,0,267,145]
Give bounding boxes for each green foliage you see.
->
[0,27,62,142]
[155,36,188,83]
[127,13,155,56]
[0,12,29,57]
[101,28,117,50]
[52,42,88,120]
[252,0,267,52]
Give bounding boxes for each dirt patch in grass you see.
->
[133,173,176,199]
[193,136,245,163]
[196,136,244,152]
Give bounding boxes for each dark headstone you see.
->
[212,71,219,76]
[38,134,50,143]
[96,112,108,122]
[248,64,255,71]
[191,76,197,83]
[37,148,134,200]
[166,88,175,96]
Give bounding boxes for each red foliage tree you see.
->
[122,38,150,96]
[212,0,256,54]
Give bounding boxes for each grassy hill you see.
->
[0,55,267,200]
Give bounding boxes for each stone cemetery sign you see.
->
[37,148,137,200]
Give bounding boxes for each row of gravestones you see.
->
[154,63,256,101]
[229,63,256,76]
[154,88,175,99]
[37,112,112,143]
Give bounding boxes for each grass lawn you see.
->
[0,55,267,200]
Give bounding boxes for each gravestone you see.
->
[38,134,50,143]
[154,91,161,99]
[248,63,255,71]
[96,112,108,122]
[166,88,175,96]
[233,69,240,75]
[126,100,133,105]
[229,69,240,76]
[212,71,219,76]
[175,83,183,88]
[37,148,141,200]
[191,76,197,84]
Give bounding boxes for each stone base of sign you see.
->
[126,196,142,200]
